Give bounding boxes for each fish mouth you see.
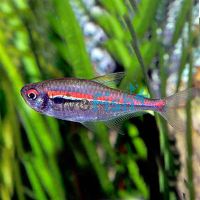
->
[20,85,30,102]
[21,85,31,99]
[20,86,26,98]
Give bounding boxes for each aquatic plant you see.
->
[0,0,199,199]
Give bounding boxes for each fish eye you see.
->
[27,89,38,100]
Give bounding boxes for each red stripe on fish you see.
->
[47,90,125,103]
[47,91,93,99]
[47,90,165,108]
[144,99,166,110]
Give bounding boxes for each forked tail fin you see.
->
[159,88,200,131]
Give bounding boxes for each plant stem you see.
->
[124,0,153,97]
[186,2,195,199]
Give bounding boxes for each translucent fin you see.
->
[82,120,123,134]
[91,72,125,88]
[159,88,200,131]
[81,121,104,133]
[82,112,144,134]
[103,112,144,135]
[103,117,125,135]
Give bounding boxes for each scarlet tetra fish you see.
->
[20,72,200,132]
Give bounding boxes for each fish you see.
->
[20,72,200,132]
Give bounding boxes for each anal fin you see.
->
[81,121,107,134]
[103,112,144,135]
[82,112,145,135]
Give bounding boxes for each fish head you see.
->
[20,82,49,113]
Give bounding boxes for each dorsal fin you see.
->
[91,72,125,88]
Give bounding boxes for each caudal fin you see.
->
[159,88,200,131]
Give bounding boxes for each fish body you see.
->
[21,78,164,122]
[20,73,200,131]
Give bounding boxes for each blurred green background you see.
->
[0,0,199,199]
